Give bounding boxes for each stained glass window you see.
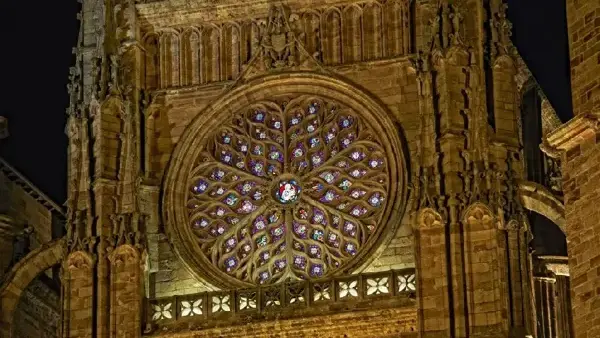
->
[186,96,390,285]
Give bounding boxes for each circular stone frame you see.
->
[162,72,409,288]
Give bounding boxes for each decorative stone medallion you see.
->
[164,76,407,288]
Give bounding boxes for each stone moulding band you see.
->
[162,72,409,289]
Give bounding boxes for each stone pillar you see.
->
[541,256,574,338]
[534,277,557,338]
[414,209,450,338]
[544,117,600,338]
[533,256,574,338]
[555,274,574,338]
[0,214,16,279]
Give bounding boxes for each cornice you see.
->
[536,255,569,277]
[136,0,407,29]
[542,112,600,158]
[545,263,569,276]
[0,157,65,217]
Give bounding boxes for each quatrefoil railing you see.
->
[146,268,416,330]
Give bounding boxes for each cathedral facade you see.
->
[1,0,589,337]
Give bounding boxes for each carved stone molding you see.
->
[462,203,496,231]
[545,263,569,277]
[66,251,94,272]
[542,112,600,158]
[537,255,570,277]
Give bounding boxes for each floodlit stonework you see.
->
[0,0,587,337]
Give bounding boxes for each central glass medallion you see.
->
[275,179,302,204]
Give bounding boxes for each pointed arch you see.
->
[322,9,342,65]
[517,181,565,233]
[301,11,321,59]
[221,23,241,81]
[109,245,143,337]
[415,207,444,230]
[342,5,363,62]
[63,250,95,337]
[159,30,181,88]
[413,208,450,333]
[362,2,383,60]
[461,203,506,329]
[0,238,65,338]
[200,25,221,83]
[240,21,260,66]
[383,0,404,57]
[462,202,496,231]
[181,28,201,86]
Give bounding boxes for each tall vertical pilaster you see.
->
[543,2,600,337]
[411,1,533,337]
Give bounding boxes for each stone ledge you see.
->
[137,0,389,28]
[145,302,417,337]
[542,112,600,158]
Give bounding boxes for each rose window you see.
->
[184,95,398,286]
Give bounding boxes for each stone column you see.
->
[533,256,574,338]
[534,277,557,338]
[543,257,574,338]
[0,214,16,279]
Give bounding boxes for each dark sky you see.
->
[0,0,572,204]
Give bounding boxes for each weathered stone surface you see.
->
[0,0,573,337]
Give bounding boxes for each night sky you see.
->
[0,0,572,205]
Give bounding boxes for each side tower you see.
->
[544,1,600,338]
[61,0,536,337]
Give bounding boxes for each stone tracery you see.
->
[186,95,392,285]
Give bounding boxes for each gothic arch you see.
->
[162,72,409,288]
[461,202,497,230]
[108,245,143,337]
[461,203,505,328]
[517,181,565,233]
[0,238,65,337]
[415,208,444,230]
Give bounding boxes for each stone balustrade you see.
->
[146,268,416,333]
